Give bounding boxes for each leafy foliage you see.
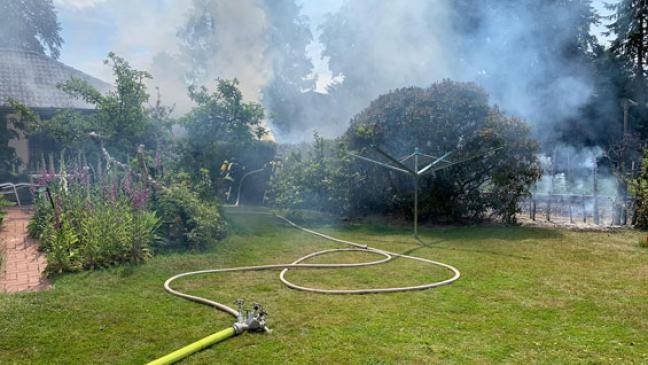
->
[344,81,540,223]
[629,148,648,229]
[38,53,170,159]
[0,99,38,178]
[20,52,234,271]
[0,0,63,58]
[606,0,648,92]
[28,179,159,274]
[0,195,11,226]
[267,133,356,213]
[153,174,227,250]
[270,81,540,224]
[0,114,20,179]
[177,79,275,199]
[176,0,315,135]
[259,0,316,133]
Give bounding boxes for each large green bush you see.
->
[154,174,227,250]
[630,148,648,229]
[267,133,359,213]
[269,80,541,224]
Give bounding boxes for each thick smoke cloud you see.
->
[314,0,599,145]
[451,1,598,145]
[61,0,610,148]
[146,0,273,115]
[318,1,456,131]
[145,0,317,133]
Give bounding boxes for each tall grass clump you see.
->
[640,236,648,249]
[0,194,12,224]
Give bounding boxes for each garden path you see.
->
[0,207,48,293]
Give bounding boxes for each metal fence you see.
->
[518,193,628,226]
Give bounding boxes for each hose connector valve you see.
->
[232,299,269,335]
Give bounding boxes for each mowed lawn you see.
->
[0,208,647,364]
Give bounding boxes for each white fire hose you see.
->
[163,210,460,323]
[151,209,461,364]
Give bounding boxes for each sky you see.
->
[54,0,613,91]
[54,0,345,91]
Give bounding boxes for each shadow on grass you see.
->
[271,217,534,261]
[413,236,532,260]
[368,236,531,261]
[225,207,549,261]
[344,223,563,241]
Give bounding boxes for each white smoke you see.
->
[56,0,617,145]
[147,0,280,114]
[54,0,106,9]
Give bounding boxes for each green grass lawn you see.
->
[1,208,647,364]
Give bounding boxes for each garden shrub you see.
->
[176,79,276,202]
[0,195,11,225]
[267,133,358,213]
[154,175,227,250]
[630,148,648,229]
[28,172,159,274]
[269,80,541,224]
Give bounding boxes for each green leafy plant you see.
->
[177,79,275,200]
[28,170,160,274]
[0,195,12,225]
[154,174,227,250]
[267,133,355,214]
[269,81,541,224]
[630,148,648,229]
[33,52,173,169]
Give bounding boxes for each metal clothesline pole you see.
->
[347,145,501,237]
[414,147,419,237]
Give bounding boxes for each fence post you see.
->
[547,149,557,222]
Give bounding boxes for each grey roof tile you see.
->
[0,48,112,110]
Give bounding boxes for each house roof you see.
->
[0,48,112,111]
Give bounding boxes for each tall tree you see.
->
[606,0,648,98]
[178,78,275,188]
[259,0,315,134]
[40,53,165,158]
[0,0,63,59]
[176,0,219,84]
[177,0,314,137]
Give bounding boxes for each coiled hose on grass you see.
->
[164,211,460,318]
[150,211,461,364]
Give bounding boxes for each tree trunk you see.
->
[638,10,646,100]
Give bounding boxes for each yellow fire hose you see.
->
[146,327,235,365]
